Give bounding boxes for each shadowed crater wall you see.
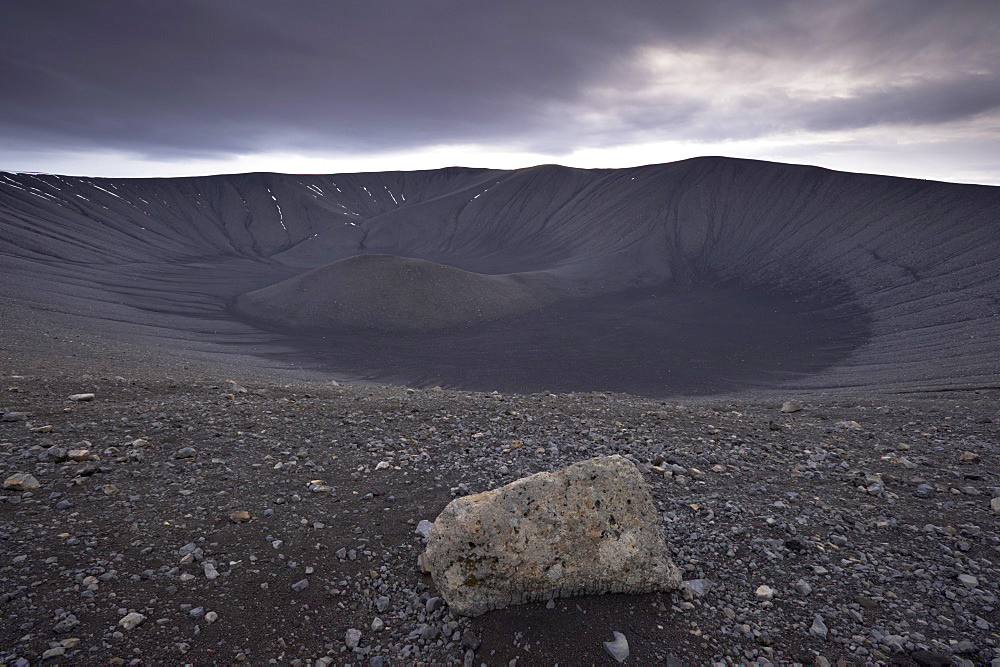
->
[1,158,997,396]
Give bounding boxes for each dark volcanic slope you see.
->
[1,158,998,395]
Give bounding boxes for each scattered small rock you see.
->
[3,472,40,491]
[755,585,775,601]
[809,614,828,639]
[680,579,713,599]
[119,612,146,630]
[461,629,481,651]
[415,519,434,538]
[603,631,629,663]
[957,574,979,588]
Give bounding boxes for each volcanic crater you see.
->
[3,157,997,396]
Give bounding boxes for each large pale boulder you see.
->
[423,455,681,616]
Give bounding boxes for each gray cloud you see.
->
[795,74,1000,132]
[0,0,997,165]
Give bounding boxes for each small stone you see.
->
[835,420,862,431]
[371,616,384,632]
[119,612,146,630]
[755,585,775,601]
[991,497,1000,513]
[345,628,362,649]
[291,578,309,592]
[415,519,434,538]
[3,473,40,491]
[810,615,828,639]
[375,461,391,470]
[229,510,251,523]
[41,647,66,659]
[959,451,981,464]
[204,611,218,624]
[915,484,934,498]
[462,629,481,651]
[174,447,196,459]
[884,634,906,651]
[794,579,812,596]
[957,574,979,588]
[854,595,878,611]
[67,449,90,461]
[203,562,219,580]
[603,631,629,663]
[103,484,120,496]
[952,639,977,654]
[425,596,444,613]
[417,551,431,573]
[306,480,331,493]
[680,579,713,599]
[68,393,95,401]
[780,401,803,413]
[37,446,67,462]
[53,617,79,633]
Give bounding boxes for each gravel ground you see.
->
[2,374,998,665]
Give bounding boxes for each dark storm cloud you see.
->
[0,0,997,161]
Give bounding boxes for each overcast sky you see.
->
[1,0,998,183]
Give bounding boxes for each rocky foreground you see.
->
[1,374,998,665]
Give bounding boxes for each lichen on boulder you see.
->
[423,455,681,616]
